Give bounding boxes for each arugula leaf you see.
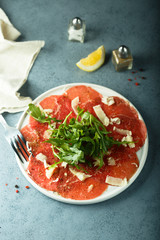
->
[47,107,128,168]
[28,104,132,170]
[49,160,62,169]
[28,103,61,125]
[28,104,45,122]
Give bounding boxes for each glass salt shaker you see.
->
[68,17,86,43]
[112,45,133,71]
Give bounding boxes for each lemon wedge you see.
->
[76,45,105,72]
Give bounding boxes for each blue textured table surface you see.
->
[0,0,160,239]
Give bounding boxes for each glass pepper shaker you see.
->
[68,17,86,43]
[112,45,133,71]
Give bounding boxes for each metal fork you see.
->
[0,114,31,163]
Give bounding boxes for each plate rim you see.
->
[16,83,149,205]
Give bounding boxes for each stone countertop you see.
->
[0,0,160,239]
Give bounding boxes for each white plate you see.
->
[17,83,148,205]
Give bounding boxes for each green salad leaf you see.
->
[28,103,61,125]
[28,104,132,169]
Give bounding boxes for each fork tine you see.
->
[0,114,32,162]
[26,141,34,157]
[13,136,29,161]
[16,135,30,158]
[18,132,27,145]
[10,139,25,163]
[18,132,34,156]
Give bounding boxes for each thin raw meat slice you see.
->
[40,95,61,110]
[107,114,147,152]
[66,85,102,114]
[56,166,108,200]
[21,125,40,155]
[101,96,139,119]
[96,147,139,182]
[20,86,147,200]
[27,155,59,191]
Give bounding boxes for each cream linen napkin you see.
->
[0,8,45,113]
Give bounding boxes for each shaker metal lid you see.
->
[118,45,130,58]
[72,17,83,30]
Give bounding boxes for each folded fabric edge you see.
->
[0,19,21,41]
[21,40,45,88]
[0,99,32,114]
[0,106,28,114]
[0,40,45,113]
[0,92,32,114]
[0,8,21,41]
[0,8,13,26]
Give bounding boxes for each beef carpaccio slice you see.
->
[21,85,147,200]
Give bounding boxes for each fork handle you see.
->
[0,114,9,129]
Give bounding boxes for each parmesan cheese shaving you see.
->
[107,157,116,166]
[61,162,68,168]
[88,184,94,192]
[45,167,57,179]
[105,176,127,187]
[102,96,115,106]
[110,117,121,125]
[43,159,49,169]
[122,135,135,148]
[113,127,132,136]
[43,129,52,140]
[71,97,79,115]
[36,153,47,162]
[43,159,57,179]
[93,105,109,126]
[69,167,92,181]
[36,154,57,179]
